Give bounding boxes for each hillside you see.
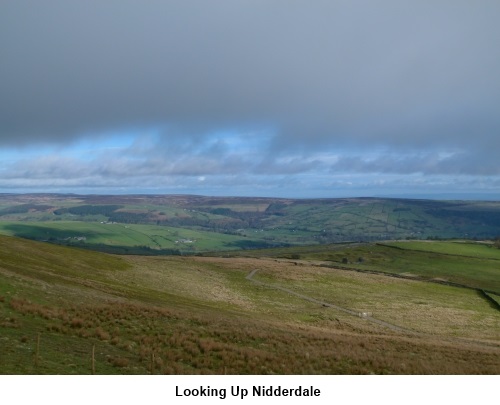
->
[215,240,500,294]
[1,194,500,254]
[1,235,499,374]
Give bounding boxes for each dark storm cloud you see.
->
[1,1,499,176]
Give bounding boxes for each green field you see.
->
[1,235,499,374]
[0,220,270,254]
[217,240,500,294]
[385,240,500,259]
[1,194,500,254]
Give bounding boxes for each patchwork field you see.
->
[0,235,499,374]
[0,220,250,254]
[2,194,500,255]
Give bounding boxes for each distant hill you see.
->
[1,194,500,253]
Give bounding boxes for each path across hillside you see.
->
[245,269,500,350]
[245,269,417,334]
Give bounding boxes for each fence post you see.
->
[34,333,40,367]
[91,344,96,375]
[150,352,155,375]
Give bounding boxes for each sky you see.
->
[1,1,500,199]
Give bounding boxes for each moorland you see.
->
[0,194,499,374]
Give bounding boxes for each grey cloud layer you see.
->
[2,139,498,193]
[1,1,500,177]
[330,150,500,176]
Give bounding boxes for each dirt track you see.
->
[245,269,418,335]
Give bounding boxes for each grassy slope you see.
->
[251,261,500,339]
[0,220,258,253]
[1,235,499,374]
[385,240,500,259]
[219,241,500,294]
